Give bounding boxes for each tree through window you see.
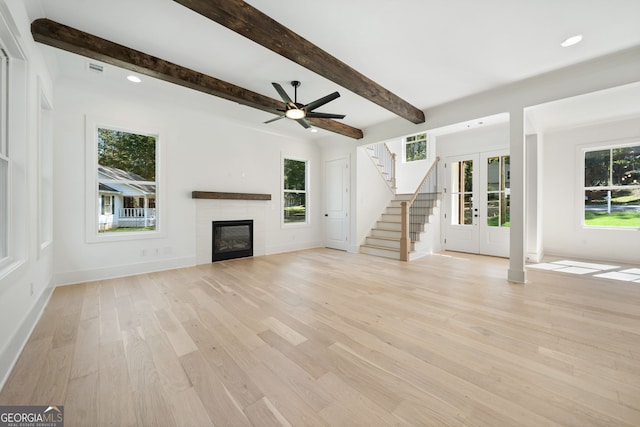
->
[405,133,427,162]
[283,158,307,224]
[584,144,640,228]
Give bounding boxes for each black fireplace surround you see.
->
[212,220,253,262]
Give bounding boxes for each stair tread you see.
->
[360,244,400,251]
[367,236,398,241]
[362,184,440,260]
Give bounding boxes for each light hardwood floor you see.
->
[1,249,639,426]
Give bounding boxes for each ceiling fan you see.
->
[265,81,345,129]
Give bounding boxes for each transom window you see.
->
[283,158,308,224]
[584,144,640,228]
[405,132,427,162]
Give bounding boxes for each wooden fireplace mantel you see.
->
[192,191,271,201]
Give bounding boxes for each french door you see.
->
[443,151,510,257]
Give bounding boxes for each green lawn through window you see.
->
[584,211,640,227]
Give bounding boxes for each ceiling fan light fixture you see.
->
[285,108,305,120]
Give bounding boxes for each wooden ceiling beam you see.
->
[30,18,363,140]
[174,0,426,125]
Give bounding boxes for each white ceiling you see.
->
[25,0,640,139]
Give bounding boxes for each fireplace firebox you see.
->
[212,220,253,262]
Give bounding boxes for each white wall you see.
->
[542,116,640,263]
[53,75,323,285]
[355,146,396,246]
[436,122,510,159]
[386,134,437,194]
[0,1,55,389]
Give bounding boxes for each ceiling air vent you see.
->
[87,63,103,73]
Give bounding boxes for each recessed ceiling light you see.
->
[310,128,318,133]
[127,75,142,83]
[561,34,583,48]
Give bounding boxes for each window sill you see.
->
[0,258,26,283]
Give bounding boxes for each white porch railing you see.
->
[119,208,156,218]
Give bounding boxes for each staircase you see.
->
[360,192,439,260]
[366,144,396,190]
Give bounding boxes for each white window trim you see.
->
[579,138,640,231]
[85,116,166,243]
[281,155,310,227]
[37,77,53,254]
[0,8,28,277]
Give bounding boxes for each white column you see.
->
[508,109,526,283]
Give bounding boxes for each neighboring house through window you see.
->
[584,143,640,228]
[283,158,308,224]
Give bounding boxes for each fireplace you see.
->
[212,220,253,262]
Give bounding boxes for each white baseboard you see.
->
[54,256,196,286]
[0,285,53,392]
[265,241,323,256]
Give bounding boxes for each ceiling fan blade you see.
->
[272,82,294,105]
[296,118,311,129]
[303,91,340,112]
[264,115,285,124]
[305,112,346,120]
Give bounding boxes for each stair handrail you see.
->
[384,143,397,190]
[367,142,397,190]
[400,156,440,261]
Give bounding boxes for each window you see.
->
[450,159,473,225]
[405,132,427,162]
[487,155,510,227]
[283,158,307,224]
[101,195,113,215]
[584,144,640,228]
[96,127,157,234]
[0,46,8,261]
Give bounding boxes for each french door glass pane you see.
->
[486,155,510,227]
[451,160,473,225]
[487,157,500,191]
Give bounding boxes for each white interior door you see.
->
[324,157,350,250]
[444,151,510,257]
